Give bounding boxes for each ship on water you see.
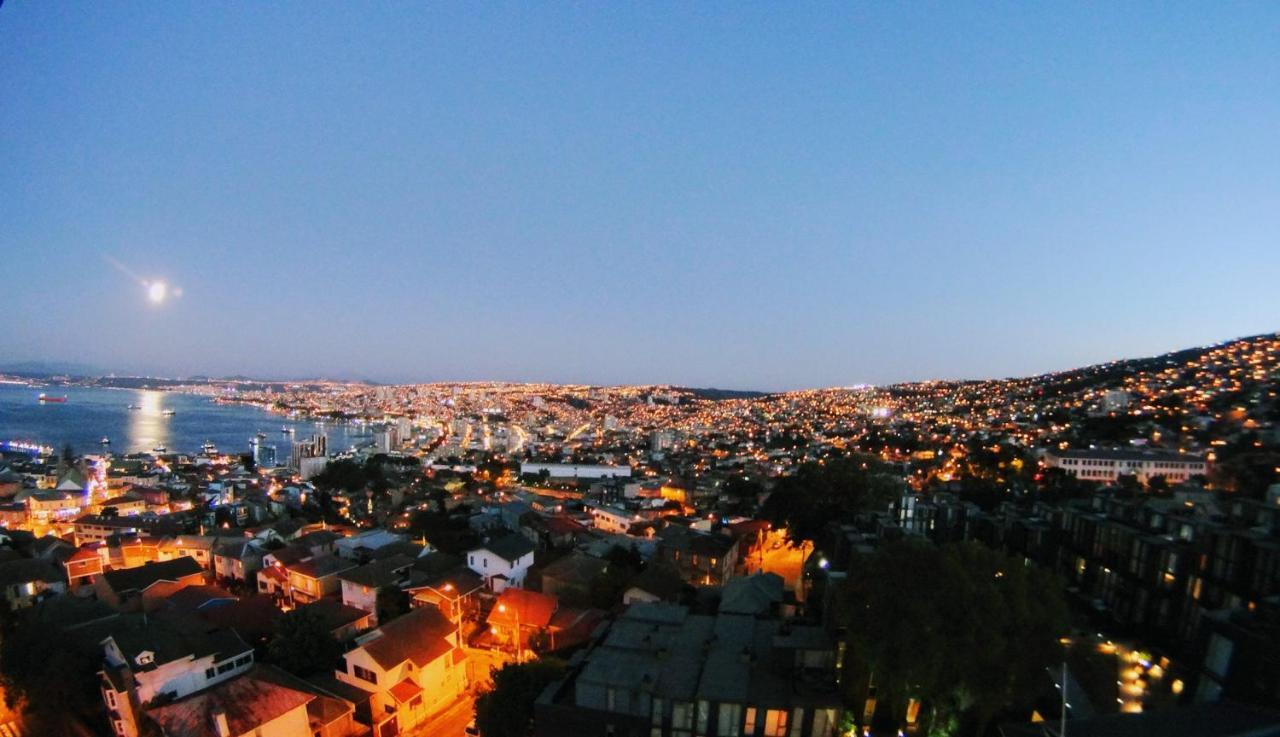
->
[37,393,67,403]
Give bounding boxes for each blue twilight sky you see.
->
[2,4,1279,390]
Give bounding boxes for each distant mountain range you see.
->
[4,331,1275,398]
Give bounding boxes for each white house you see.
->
[99,616,254,737]
[467,534,535,592]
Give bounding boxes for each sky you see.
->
[2,4,1279,390]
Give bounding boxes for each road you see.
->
[748,530,810,597]
[406,694,475,737]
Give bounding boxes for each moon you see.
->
[148,281,168,304]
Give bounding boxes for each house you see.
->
[622,562,687,605]
[98,494,147,517]
[66,544,106,589]
[25,490,81,524]
[164,584,238,614]
[256,546,312,600]
[408,568,486,623]
[297,598,375,643]
[335,529,406,562]
[338,554,416,622]
[719,572,785,617]
[199,597,284,651]
[160,535,219,570]
[335,606,468,733]
[587,504,645,535]
[140,664,358,737]
[110,535,164,570]
[95,556,207,612]
[468,534,536,592]
[655,524,739,586]
[539,552,609,602]
[488,588,558,656]
[536,514,590,550]
[99,612,256,737]
[296,529,343,557]
[212,538,266,583]
[74,514,151,545]
[0,557,66,608]
[288,555,358,605]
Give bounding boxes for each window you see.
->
[788,708,804,737]
[352,664,378,684]
[1205,634,1234,678]
[216,661,236,674]
[235,654,253,667]
[697,700,710,733]
[717,703,742,736]
[652,697,665,725]
[673,701,694,730]
[205,667,216,679]
[744,707,757,736]
[812,709,835,737]
[763,710,788,737]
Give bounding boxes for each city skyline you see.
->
[3,328,1276,394]
[4,5,1280,389]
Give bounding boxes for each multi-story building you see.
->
[287,554,358,605]
[335,606,468,734]
[98,613,255,737]
[1044,449,1208,484]
[655,524,739,586]
[467,534,535,592]
[535,602,842,737]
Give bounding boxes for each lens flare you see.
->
[148,281,168,304]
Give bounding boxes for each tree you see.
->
[266,607,343,676]
[580,544,646,609]
[376,585,410,624]
[474,658,567,737]
[721,475,765,512]
[837,540,1068,736]
[759,455,902,545]
[0,614,100,732]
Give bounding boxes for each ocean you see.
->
[0,383,367,456]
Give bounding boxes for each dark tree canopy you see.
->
[376,585,410,624]
[759,455,902,544]
[266,607,344,676]
[838,540,1069,736]
[0,614,101,732]
[474,658,567,737]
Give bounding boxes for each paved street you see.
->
[748,530,810,597]
[406,693,474,737]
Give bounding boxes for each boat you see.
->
[153,445,167,454]
[127,404,141,410]
[99,437,111,446]
[37,393,67,404]
[255,431,267,440]
[201,441,218,455]
[161,409,176,417]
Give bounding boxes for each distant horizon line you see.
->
[3,330,1274,395]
